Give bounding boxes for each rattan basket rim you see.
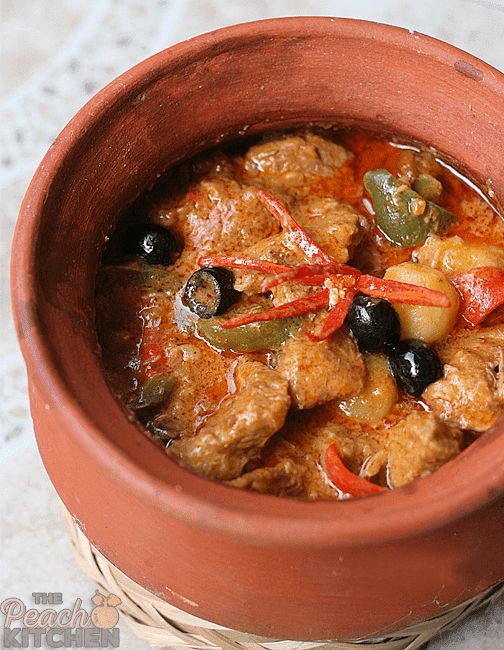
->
[65,511,503,650]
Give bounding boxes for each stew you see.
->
[95,129,504,499]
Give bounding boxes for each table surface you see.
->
[1,1,503,648]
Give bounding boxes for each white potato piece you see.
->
[384,262,459,343]
[414,235,504,275]
[339,354,398,423]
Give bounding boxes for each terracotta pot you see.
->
[11,17,504,641]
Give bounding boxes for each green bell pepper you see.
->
[413,173,443,202]
[128,374,176,411]
[364,169,453,247]
[197,316,301,352]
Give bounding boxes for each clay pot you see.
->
[11,18,504,641]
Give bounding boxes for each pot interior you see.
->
[21,19,504,535]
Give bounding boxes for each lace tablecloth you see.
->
[1,1,503,648]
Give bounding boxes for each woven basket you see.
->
[65,512,503,650]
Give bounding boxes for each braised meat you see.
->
[387,412,462,487]
[241,133,351,196]
[423,326,504,432]
[171,359,290,480]
[228,459,306,497]
[415,235,504,275]
[234,196,364,296]
[276,330,365,409]
[160,177,280,273]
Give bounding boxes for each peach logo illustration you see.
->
[90,591,122,629]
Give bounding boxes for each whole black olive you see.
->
[125,224,179,265]
[184,267,238,318]
[345,294,401,352]
[388,339,442,397]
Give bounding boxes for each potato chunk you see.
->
[340,354,398,423]
[171,359,290,479]
[384,262,459,343]
[387,412,462,487]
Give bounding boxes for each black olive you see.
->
[184,267,238,318]
[345,294,401,353]
[125,224,179,265]
[388,339,442,397]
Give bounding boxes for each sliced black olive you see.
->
[184,267,238,318]
[345,294,401,353]
[125,224,179,265]
[388,339,442,397]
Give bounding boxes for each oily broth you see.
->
[95,127,504,498]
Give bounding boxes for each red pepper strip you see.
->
[356,276,451,308]
[292,274,356,288]
[283,274,450,308]
[451,266,504,327]
[198,255,293,274]
[325,444,386,497]
[261,264,360,292]
[219,289,330,329]
[256,189,335,264]
[305,288,357,342]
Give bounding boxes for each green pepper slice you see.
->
[99,263,182,296]
[128,374,176,410]
[413,173,443,202]
[197,316,301,352]
[364,169,453,247]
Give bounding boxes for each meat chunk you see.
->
[294,196,366,263]
[143,342,231,438]
[387,412,462,487]
[414,235,504,275]
[434,325,504,366]
[241,134,351,196]
[276,331,365,410]
[423,326,504,432]
[233,231,303,295]
[161,177,280,272]
[170,359,290,480]
[234,197,365,297]
[459,197,504,243]
[270,281,313,307]
[228,459,306,497]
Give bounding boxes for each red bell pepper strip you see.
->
[256,189,335,265]
[356,276,451,308]
[451,266,504,327]
[325,444,386,497]
[305,288,357,341]
[220,289,330,329]
[140,325,168,380]
[260,264,360,292]
[266,273,450,308]
[198,255,292,275]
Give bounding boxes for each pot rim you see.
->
[11,16,504,549]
